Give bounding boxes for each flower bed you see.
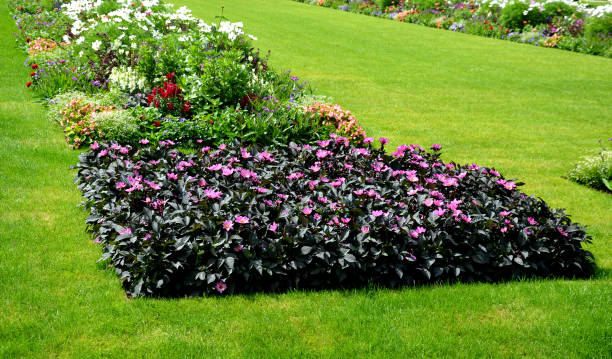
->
[75,137,595,297]
[298,0,612,57]
[11,0,365,148]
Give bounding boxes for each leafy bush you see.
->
[568,140,612,192]
[585,12,612,38]
[75,137,595,297]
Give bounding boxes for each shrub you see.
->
[58,97,116,148]
[568,140,612,192]
[303,103,367,142]
[585,12,612,38]
[75,137,595,297]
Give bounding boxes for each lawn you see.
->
[0,0,611,357]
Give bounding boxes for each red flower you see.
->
[167,102,174,110]
[166,72,175,81]
[31,64,38,70]
[25,37,30,43]
[153,121,161,127]
[26,81,32,87]
[30,72,36,77]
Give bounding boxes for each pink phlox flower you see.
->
[119,147,129,154]
[287,172,304,180]
[240,148,252,159]
[352,148,370,157]
[430,190,445,200]
[167,173,178,180]
[119,227,132,235]
[317,197,329,203]
[316,149,331,159]
[457,172,467,179]
[257,151,275,162]
[277,193,289,200]
[344,163,353,171]
[489,169,501,177]
[379,137,389,145]
[445,163,455,170]
[98,149,108,157]
[234,244,244,252]
[116,181,126,189]
[207,163,222,171]
[269,222,278,232]
[198,179,206,187]
[504,181,516,190]
[215,281,227,293]
[308,180,319,190]
[111,143,121,150]
[341,217,351,224]
[317,139,331,147]
[425,178,437,184]
[372,210,384,217]
[91,142,99,150]
[320,177,329,183]
[222,220,233,232]
[235,216,250,224]
[500,227,507,233]
[527,217,537,226]
[254,187,269,193]
[309,164,320,172]
[500,211,510,217]
[461,215,472,223]
[557,227,569,237]
[434,199,444,207]
[363,137,374,144]
[433,208,446,216]
[361,226,370,233]
[204,189,223,199]
[431,144,442,150]
[353,189,364,196]
[423,198,434,207]
[222,167,235,176]
[313,213,322,220]
[302,207,313,215]
[219,144,227,150]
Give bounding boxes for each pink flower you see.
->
[167,173,178,180]
[94,238,101,243]
[287,172,304,180]
[379,137,389,145]
[119,227,132,235]
[500,227,507,233]
[363,137,374,144]
[361,226,370,233]
[423,198,434,207]
[302,207,313,215]
[269,222,278,232]
[119,147,129,154]
[430,144,442,150]
[219,144,227,150]
[98,149,108,157]
[222,167,234,176]
[215,281,227,293]
[222,220,233,232]
[557,227,569,237]
[257,152,274,162]
[139,139,149,145]
[313,213,322,220]
[316,149,331,159]
[198,179,206,187]
[353,189,364,196]
[500,211,510,217]
[504,181,516,190]
[204,189,223,199]
[116,181,126,189]
[341,217,351,224]
[433,208,446,216]
[372,210,384,217]
[234,244,244,252]
[309,164,320,172]
[90,142,99,150]
[236,216,250,224]
[143,233,151,240]
[527,217,537,226]
[207,163,222,171]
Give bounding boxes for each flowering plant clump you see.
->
[304,103,367,143]
[146,73,191,117]
[75,136,595,297]
[568,139,612,193]
[11,0,367,147]
[27,37,66,56]
[59,97,115,148]
[294,0,612,57]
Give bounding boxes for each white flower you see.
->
[248,35,257,41]
[92,40,102,51]
[76,36,85,44]
[78,50,84,57]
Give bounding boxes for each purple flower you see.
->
[431,144,442,150]
[215,281,227,293]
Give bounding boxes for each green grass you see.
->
[0,0,611,357]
